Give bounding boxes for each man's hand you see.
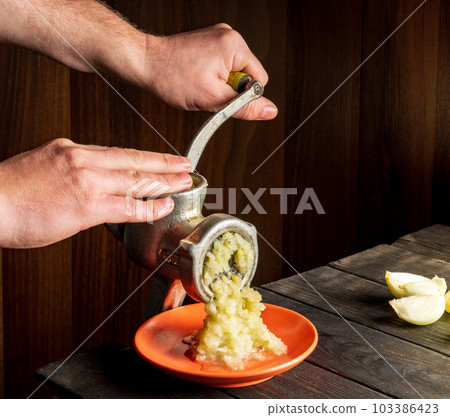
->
[0,139,192,248]
[140,24,278,120]
[0,1,277,120]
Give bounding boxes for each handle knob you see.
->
[227,71,253,92]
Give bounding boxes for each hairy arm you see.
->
[0,0,145,82]
[0,0,277,119]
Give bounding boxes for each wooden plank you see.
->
[356,0,441,250]
[0,250,3,398]
[392,224,450,263]
[259,289,450,399]
[36,343,387,399]
[264,266,449,356]
[281,0,361,276]
[36,343,232,399]
[432,1,450,226]
[396,224,450,251]
[225,360,388,399]
[329,244,450,285]
[0,46,73,398]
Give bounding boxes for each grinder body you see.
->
[109,173,258,304]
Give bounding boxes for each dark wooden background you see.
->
[0,0,448,398]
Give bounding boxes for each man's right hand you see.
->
[0,1,277,121]
[140,23,278,120]
[0,139,192,248]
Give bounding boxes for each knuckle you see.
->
[130,170,143,185]
[123,148,144,170]
[109,146,122,153]
[57,146,87,169]
[73,168,96,208]
[214,26,239,46]
[122,196,135,219]
[115,196,133,220]
[214,22,232,30]
[50,138,73,149]
[161,153,172,171]
[151,173,165,185]
[150,175,170,196]
[127,173,163,199]
[227,29,242,44]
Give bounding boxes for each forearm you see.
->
[0,163,15,248]
[0,1,277,119]
[0,0,146,83]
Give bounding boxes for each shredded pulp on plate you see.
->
[190,232,287,369]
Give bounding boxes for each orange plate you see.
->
[135,303,318,388]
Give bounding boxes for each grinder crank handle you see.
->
[185,72,264,171]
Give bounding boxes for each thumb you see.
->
[232,96,278,121]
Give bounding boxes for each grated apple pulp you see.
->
[189,232,287,369]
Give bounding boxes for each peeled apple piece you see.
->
[389,295,445,325]
[402,277,447,297]
[385,272,430,298]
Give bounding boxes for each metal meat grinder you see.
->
[107,73,264,319]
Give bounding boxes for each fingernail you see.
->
[259,105,278,120]
[178,156,192,170]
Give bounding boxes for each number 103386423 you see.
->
[372,403,439,414]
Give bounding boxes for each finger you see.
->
[229,37,269,86]
[68,144,192,173]
[68,143,110,151]
[239,61,269,87]
[105,148,192,173]
[206,78,278,119]
[99,195,175,223]
[232,97,278,121]
[95,169,193,197]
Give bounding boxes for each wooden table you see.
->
[37,225,450,399]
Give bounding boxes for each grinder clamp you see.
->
[107,73,264,319]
